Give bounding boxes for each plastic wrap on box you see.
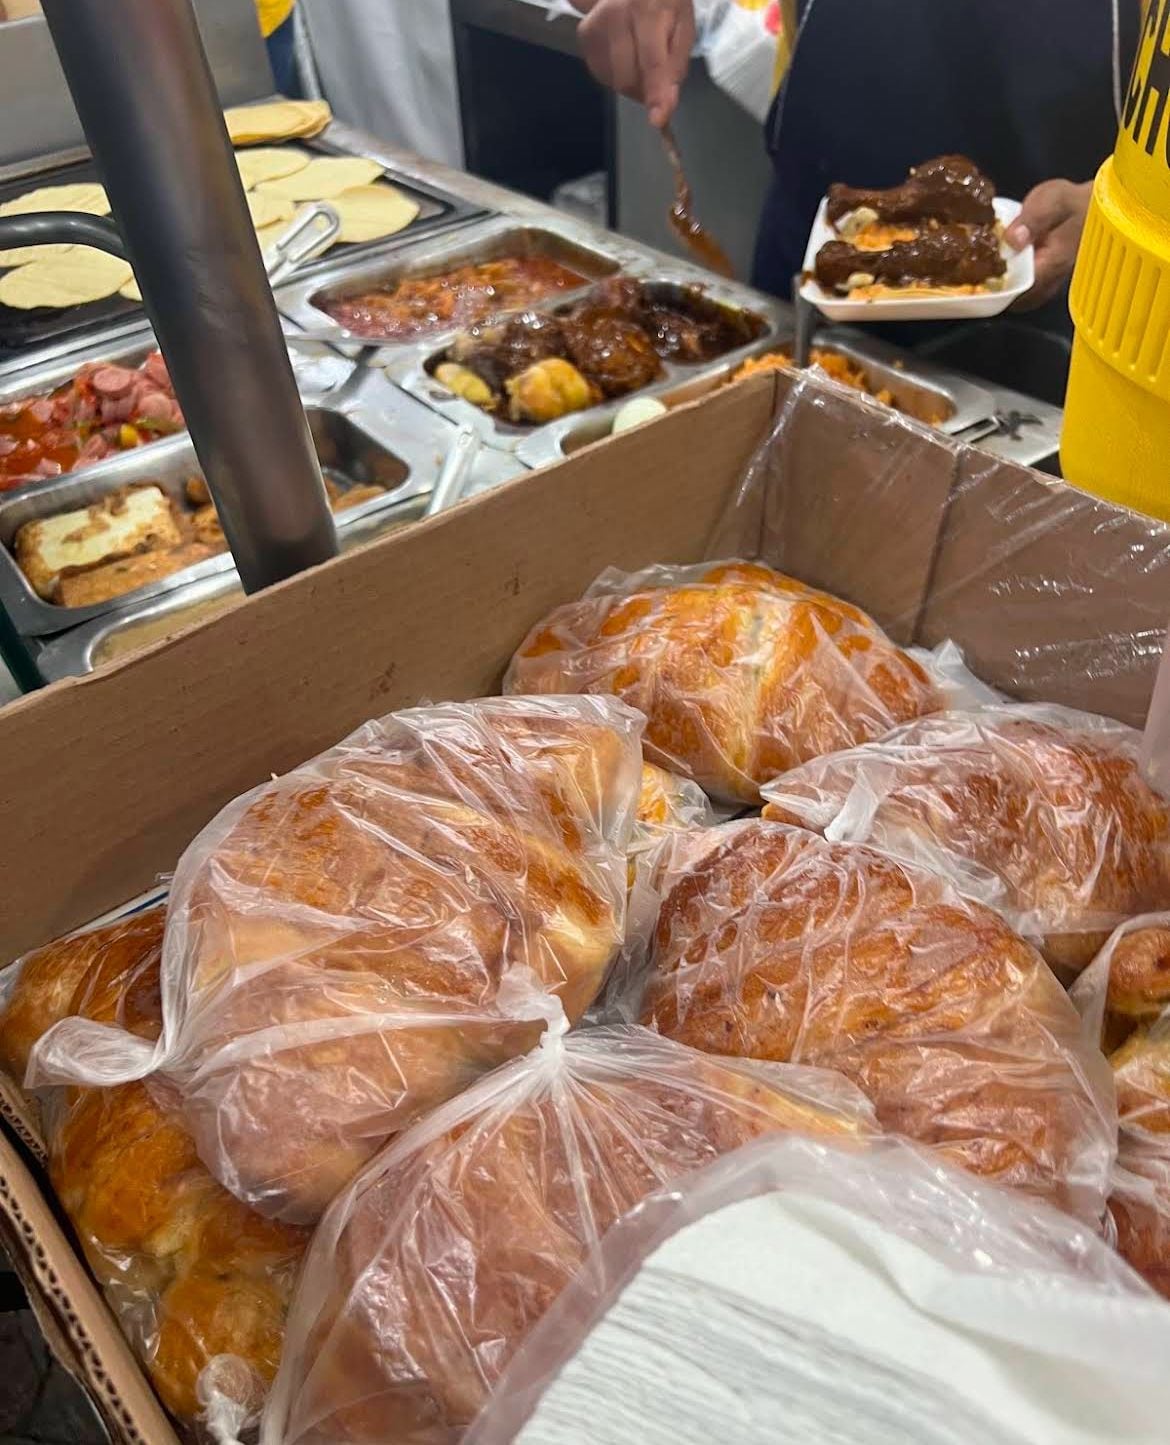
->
[0,908,308,1439]
[506,559,941,804]
[469,1133,1170,1445]
[636,818,1116,1223]
[760,703,1170,974]
[28,696,645,1225]
[259,1020,875,1445]
[710,371,1170,730]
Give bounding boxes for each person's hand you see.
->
[572,0,696,129]
[1005,179,1093,310]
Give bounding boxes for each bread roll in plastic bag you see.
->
[631,760,716,881]
[0,908,309,1437]
[1074,918,1170,1297]
[636,819,1116,1222]
[505,559,940,804]
[30,695,645,1224]
[469,1132,1170,1445]
[259,1021,876,1445]
[762,703,1170,974]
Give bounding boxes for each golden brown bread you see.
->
[639,821,1114,1218]
[1099,1026,1170,1297]
[628,761,713,887]
[505,561,938,803]
[162,697,643,1222]
[1107,1154,1170,1301]
[1100,926,1170,1024]
[762,708,1170,973]
[0,908,165,1083]
[265,1028,871,1445]
[0,908,309,1426]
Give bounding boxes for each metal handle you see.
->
[792,273,816,369]
[264,201,341,286]
[0,211,128,259]
[424,427,480,518]
[38,0,337,595]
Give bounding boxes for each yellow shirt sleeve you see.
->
[256,0,294,39]
[774,0,799,92]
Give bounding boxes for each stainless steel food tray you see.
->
[0,325,356,471]
[382,281,783,458]
[0,364,522,636]
[274,215,643,355]
[34,494,431,681]
[546,324,999,465]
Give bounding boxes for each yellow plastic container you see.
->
[1063,0,1170,520]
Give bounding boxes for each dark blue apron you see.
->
[753,0,1140,315]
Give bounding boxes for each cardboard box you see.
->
[1,369,1169,1440]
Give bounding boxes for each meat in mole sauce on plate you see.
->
[814,155,1008,298]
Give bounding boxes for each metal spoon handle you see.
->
[425,426,481,518]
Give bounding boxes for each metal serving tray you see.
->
[549,324,999,464]
[34,404,525,682]
[0,364,521,636]
[0,138,485,366]
[33,495,424,681]
[275,215,644,354]
[383,273,786,458]
[0,325,355,484]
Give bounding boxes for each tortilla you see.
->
[246,190,295,228]
[236,146,313,189]
[256,156,383,202]
[0,248,133,309]
[119,275,142,302]
[225,100,331,145]
[329,184,420,243]
[0,242,76,268]
[0,183,111,218]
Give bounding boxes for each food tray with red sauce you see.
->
[0,332,352,498]
[278,219,627,346]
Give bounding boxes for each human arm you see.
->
[1005,179,1093,310]
[571,0,696,128]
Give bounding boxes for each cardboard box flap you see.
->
[706,371,957,644]
[918,448,1170,726]
[0,1070,44,1162]
[0,1126,181,1445]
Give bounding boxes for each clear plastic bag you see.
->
[258,1021,876,1445]
[0,908,309,1438]
[29,696,646,1225]
[1073,919,1170,1297]
[470,1132,1170,1445]
[635,818,1117,1223]
[505,559,941,805]
[760,703,1170,974]
[631,760,716,883]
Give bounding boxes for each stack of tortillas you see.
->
[0,100,418,311]
[223,98,333,146]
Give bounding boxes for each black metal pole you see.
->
[38,0,337,594]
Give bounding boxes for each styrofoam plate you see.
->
[799,196,1033,322]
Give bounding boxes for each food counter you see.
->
[0,8,1168,1441]
[0,102,1064,687]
